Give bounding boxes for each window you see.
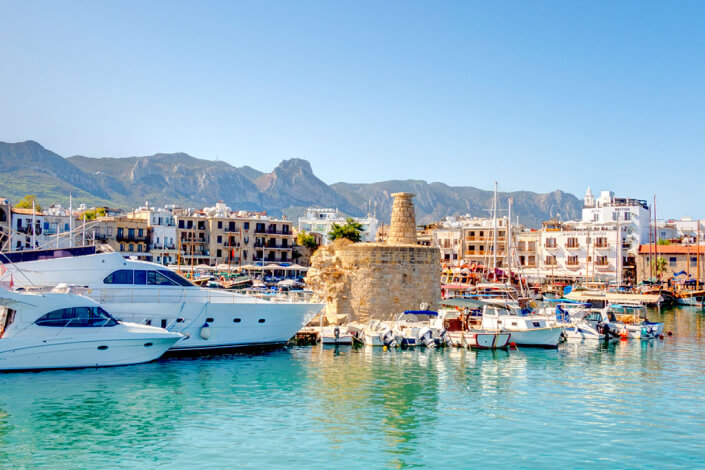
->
[566,237,578,248]
[624,212,631,221]
[138,228,144,237]
[104,270,133,284]
[217,235,222,243]
[117,228,124,238]
[129,244,134,252]
[218,221,223,229]
[217,249,222,258]
[107,227,113,236]
[545,255,557,266]
[120,243,125,252]
[567,255,579,266]
[545,238,557,248]
[692,257,698,267]
[178,220,185,229]
[137,244,142,252]
[35,307,118,327]
[148,270,177,286]
[244,222,249,230]
[158,270,193,286]
[670,257,677,266]
[128,228,135,239]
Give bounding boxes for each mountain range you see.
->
[0,140,582,228]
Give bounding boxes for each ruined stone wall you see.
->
[306,239,441,324]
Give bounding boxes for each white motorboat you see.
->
[347,320,397,347]
[391,310,450,348]
[320,325,354,345]
[3,251,324,351]
[480,305,564,348]
[0,289,181,371]
[438,308,510,349]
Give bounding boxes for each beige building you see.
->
[92,217,150,260]
[174,203,295,267]
[636,244,705,283]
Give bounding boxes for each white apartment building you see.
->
[298,208,378,245]
[128,204,178,265]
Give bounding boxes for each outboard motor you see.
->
[419,327,435,348]
[380,325,397,348]
[440,329,452,346]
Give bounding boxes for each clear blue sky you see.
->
[1,1,703,219]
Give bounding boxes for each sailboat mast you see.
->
[492,181,497,276]
[507,197,512,285]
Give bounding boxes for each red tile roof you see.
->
[638,244,705,254]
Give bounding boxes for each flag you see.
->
[9,274,13,288]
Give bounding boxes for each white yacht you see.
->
[3,252,324,351]
[0,289,181,370]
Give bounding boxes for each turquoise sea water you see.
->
[1,307,704,469]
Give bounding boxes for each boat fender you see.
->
[200,322,211,340]
[668,331,673,336]
[334,327,340,339]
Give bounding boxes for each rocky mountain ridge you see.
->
[0,140,582,227]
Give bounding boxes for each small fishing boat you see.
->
[347,320,397,347]
[438,309,510,349]
[480,304,564,348]
[320,325,354,345]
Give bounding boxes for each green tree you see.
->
[657,238,671,245]
[15,195,42,212]
[83,207,107,220]
[297,231,319,250]
[329,218,363,243]
[651,256,668,280]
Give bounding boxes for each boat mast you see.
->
[507,197,512,285]
[698,221,701,287]
[653,195,658,282]
[69,193,74,248]
[492,181,498,277]
[616,215,621,287]
[31,199,36,249]
[649,205,653,282]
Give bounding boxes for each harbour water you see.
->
[1,307,704,469]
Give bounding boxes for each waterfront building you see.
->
[0,198,12,251]
[636,244,705,283]
[298,208,378,245]
[127,204,178,265]
[10,207,44,251]
[93,216,150,260]
[174,202,294,268]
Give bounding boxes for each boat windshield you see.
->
[35,306,120,327]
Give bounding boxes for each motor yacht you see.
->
[3,251,324,351]
[0,289,181,370]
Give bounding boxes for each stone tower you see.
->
[387,192,417,245]
[306,191,441,324]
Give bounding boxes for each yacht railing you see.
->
[25,285,315,304]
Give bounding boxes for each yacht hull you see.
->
[0,335,178,371]
[103,300,324,350]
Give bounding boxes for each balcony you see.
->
[116,234,148,243]
[544,243,558,249]
[565,244,580,250]
[545,261,558,267]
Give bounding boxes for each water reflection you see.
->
[0,307,702,468]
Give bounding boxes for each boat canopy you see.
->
[402,310,438,316]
